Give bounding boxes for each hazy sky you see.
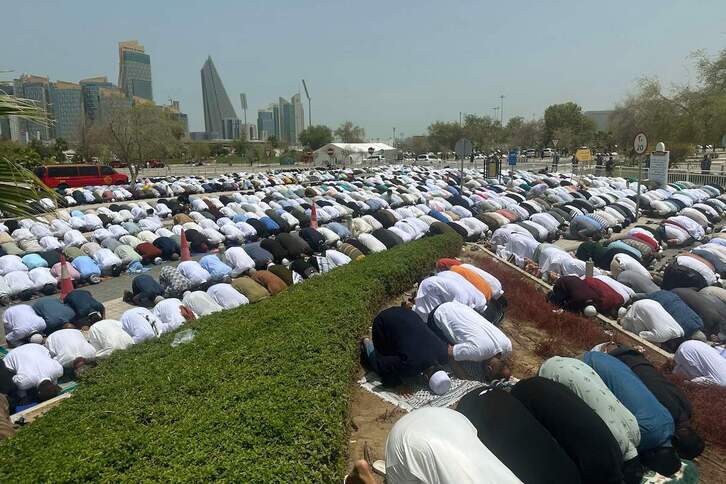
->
[4,1,725,140]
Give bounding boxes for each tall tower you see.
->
[200,56,238,139]
[118,40,153,101]
[291,93,305,143]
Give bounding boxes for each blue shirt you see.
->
[259,216,280,233]
[199,255,233,279]
[428,210,450,223]
[71,256,101,278]
[21,253,47,270]
[646,290,704,337]
[583,352,674,450]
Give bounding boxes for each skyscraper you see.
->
[118,40,153,101]
[97,86,132,123]
[80,76,113,123]
[292,93,305,142]
[278,97,294,144]
[200,56,239,139]
[0,82,13,140]
[13,74,52,143]
[256,108,274,140]
[49,81,83,143]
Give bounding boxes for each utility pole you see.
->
[459,112,462,126]
[500,94,505,125]
[392,127,396,148]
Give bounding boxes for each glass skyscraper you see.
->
[257,108,275,140]
[118,40,153,101]
[49,81,83,143]
[80,76,113,123]
[12,75,52,143]
[200,56,239,139]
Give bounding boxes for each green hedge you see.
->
[1,232,462,483]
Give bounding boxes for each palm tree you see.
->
[0,92,58,218]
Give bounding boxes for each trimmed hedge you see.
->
[1,232,462,482]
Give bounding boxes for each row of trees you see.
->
[609,49,726,165]
[397,103,600,156]
[297,121,367,150]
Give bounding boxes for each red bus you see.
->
[34,164,129,189]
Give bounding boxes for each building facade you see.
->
[97,86,132,123]
[0,82,13,140]
[49,81,84,143]
[292,93,305,143]
[80,76,114,124]
[12,74,52,143]
[162,100,190,137]
[200,56,239,140]
[118,40,153,101]
[256,108,274,140]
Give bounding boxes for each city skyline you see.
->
[2,1,725,140]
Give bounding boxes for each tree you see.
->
[0,91,57,217]
[52,138,69,162]
[543,102,596,148]
[0,140,42,169]
[29,139,51,161]
[505,116,545,149]
[233,131,250,160]
[299,125,333,150]
[427,121,463,153]
[334,121,365,143]
[210,143,226,157]
[462,115,502,152]
[188,142,211,161]
[90,104,183,181]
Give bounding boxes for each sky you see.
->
[4,0,725,140]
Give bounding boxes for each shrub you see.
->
[0,233,462,482]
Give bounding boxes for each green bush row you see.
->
[0,232,462,483]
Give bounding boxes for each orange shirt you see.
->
[450,265,492,300]
[252,270,287,295]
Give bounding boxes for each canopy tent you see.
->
[313,143,396,165]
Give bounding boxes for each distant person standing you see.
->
[606,155,615,176]
[701,154,711,174]
[571,154,578,170]
[552,152,559,171]
[595,153,604,175]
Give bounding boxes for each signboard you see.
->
[721,134,726,148]
[327,147,335,157]
[552,139,559,148]
[633,132,648,155]
[507,149,518,166]
[575,148,592,162]
[368,147,375,155]
[455,138,473,159]
[649,150,669,186]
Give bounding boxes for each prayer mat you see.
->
[359,362,518,412]
[641,460,698,484]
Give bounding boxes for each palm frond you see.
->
[0,157,58,218]
[0,94,50,125]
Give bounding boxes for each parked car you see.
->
[366,155,386,162]
[525,149,537,158]
[542,148,555,158]
[416,154,439,162]
[146,160,166,168]
[34,164,129,189]
[110,160,128,168]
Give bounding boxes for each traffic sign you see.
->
[507,149,518,166]
[552,139,559,148]
[633,132,648,155]
[368,147,375,155]
[455,138,473,159]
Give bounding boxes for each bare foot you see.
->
[346,460,377,484]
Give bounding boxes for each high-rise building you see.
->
[49,81,84,143]
[80,76,114,123]
[13,74,52,143]
[279,97,294,145]
[200,56,239,139]
[241,123,257,141]
[162,100,189,137]
[118,40,153,101]
[97,86,132,123]
[257,108,274,141]
[222,117,241,140]
[292,93,305,142]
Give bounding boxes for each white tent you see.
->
[313,143,396,165]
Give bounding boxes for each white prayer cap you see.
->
[618,307,628,318]
[428,370,451,395]
[29,333,44,344]
[583,305,597,318]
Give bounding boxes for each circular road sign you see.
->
[633,132,648,155]
[455,138,473,159]
[368,147,375,155]
[327,147,335,156]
